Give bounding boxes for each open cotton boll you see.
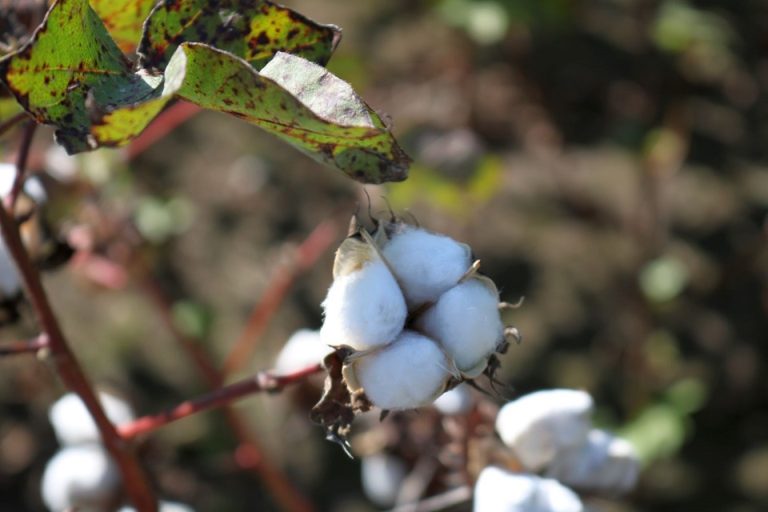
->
[361,453,408,507]
[274,329,332,373]
[344,330,451,410]
[41,444,120,512]
[49,392,135,446]
[415,277,503,377]
[495,390,593,471]
[546,429,639,495]
[433,384,473,415]
[0,163,47,203]
[118,501,195,512]
[473,466,584,512]
[381,225,472,308]
[321,253,407,351]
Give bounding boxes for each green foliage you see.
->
[90,0,156,54]
[0,0,409,183]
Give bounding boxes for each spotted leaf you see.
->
[89,0,157,54]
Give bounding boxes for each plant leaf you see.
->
[0,0,160,153]
[138,0,341,71]
[89,0,157,54]
[165,44,409,183]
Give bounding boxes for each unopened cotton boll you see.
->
[361,453,408,507]
[546,429,639,495]
[344,330,451,410]
[381,224,472,308]
[415,277,503,377]
[433,384,473,415]
[274,329,332,373]
[49,392,135,446]
[41,444,120,512]
[321,237,407,351]
[495,389,593,471]
[473,466,584,512]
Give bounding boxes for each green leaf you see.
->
[166,44,409,183]
[0,0,159,153]
[138,0,341,71]
[89,0,157,54]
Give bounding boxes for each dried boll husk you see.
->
[415,276,504,378]
[321,231,407,351]
[343,330,451,410]
[41,444,120,512]
[544,429,640,495]
[495,390,593,472]
[474,466,585,512]
[379,223,472,309]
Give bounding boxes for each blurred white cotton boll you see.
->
[320,255,407,351]
[415,277,503,377]
[0,163,47,203]
[0,240,21,296]
[473,466,584,512]
[495,390,593,471]
[274,329,331,373]
[44,144,80,182]
[118,501,195,512]
[546,429,639,495]
[41,444,120,512]
[381,225,472,308]
[433,384,473,415]
[344,330,450,410]
[360,453,408,507]
[49,392,135,446]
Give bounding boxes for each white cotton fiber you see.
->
[344,330,451,410]
[0,239,21,297]
[118,501,195,512]
[274,329,332,373]
[321,256,407,351]
[41,444,120,512]
[49,392,135,446]
[360,452,408,507]
[0,162,47,203]
[473,466,584,512]
[433,384,473,415]
[495,389,593,471]
[415,277,503,377]
[381,225,472,308]
[545,429,640,495]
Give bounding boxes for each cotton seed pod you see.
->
[118,501,195,512]
[545,429,640,495]
[49,392,135,446]
[433,383,473,415]
[473,466,584,512]
[360,452,408,507]
[495,389,593,471]
[380,223,472,308]
[415,276,504,378]
[274,329,332,373]
[343,330,451,410]
[320,233,407,351]
[41,444,120,512]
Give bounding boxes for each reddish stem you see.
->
[0,112,29,138]
[126,101,201,160]
[0,333,49,356]
[118,363,323,439]
[141,278,316,512]
[0,178,157,511]
[6,121,37,211]
[221,219,338,376]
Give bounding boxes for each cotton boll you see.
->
[415,277,503,377]
[473,466,584,512]
[274,329,332,373]
[0,163,47,203]
[495,390,593,471]
[49,392,135,446]
[381,224,472,308]
[0,240,21,297]
[118,501,195,512]
[546,430,639,495]
[321,248,407,351]
[41,444,120,512]
[360,453,407,507]
[344,330,451,410]
[433,384,473,415]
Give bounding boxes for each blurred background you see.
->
[1,0,767,510]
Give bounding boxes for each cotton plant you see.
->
[311,216,516,445]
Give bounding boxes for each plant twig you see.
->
[0,333,49,356]
[126,101,201,160]
[221,218,338,376]
[118,363,323,439]
[389,486,472,512]
[0,112,29,139]
[6,121,37,211]
[0,174,157,511]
